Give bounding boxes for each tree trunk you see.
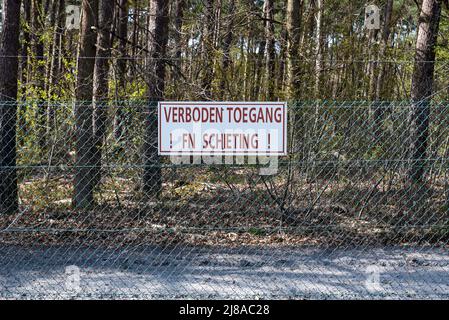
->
[375,0,393,101]
[143,0,169,196]
[372,0,393,141]
[253,40,265,100]
[286,0,303,154]
[173,0,185,61]
[201,0,215,99]
[408,0,441,183]
[18,0,32,145]
[32,0,47,152]
[286,0,302,99]
[314,0,323,99]
[47,0,65,137]
[219,0,235,99]
[31,0,44,82]
[20,0,31,96]
[73,0,99,209]
[130,1,140,76]
[0,0,22,215]
[172,0,185,98]
[277,27,287,96]
[45,0,58,88]
[92,0,115,188]
[114,0,128,142]
[264,0,275,100]
[48,0,66,96]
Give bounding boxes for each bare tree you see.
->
[172,0,185,97]
[0,0,22,215]
[264,0,275,100]
[32,0,46,152]
[408,0,442,183]
[314,0,323,99]
[48,0,66,97]
[20,0,31,96]
[114,0,128,141]
[47,0,66,137]
[372,0,393,141]
[375,0,393,102]
[286,0,302,99]
[253,39,265,100]
[201,0,215,99]
[219,0,235,99]
[18,0,32,143]
[92,0,115,187]
[143,0,169,196]
[73,0,99,209]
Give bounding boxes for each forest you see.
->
[0,0,448,246]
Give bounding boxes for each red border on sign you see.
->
[158,102,287,155]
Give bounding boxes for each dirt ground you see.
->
[0,245,448,299]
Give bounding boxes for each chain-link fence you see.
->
[0,100,448,299]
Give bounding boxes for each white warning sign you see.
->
[158,102,287,156]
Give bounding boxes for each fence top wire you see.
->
[0,99,449,107]
[2,55,449,63]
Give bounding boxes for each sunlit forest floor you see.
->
[1,167,448,247]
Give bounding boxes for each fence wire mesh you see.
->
[0,100,448,299]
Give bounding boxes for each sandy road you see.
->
[0,245,448,299]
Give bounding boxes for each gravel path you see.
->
[0,245,448,299]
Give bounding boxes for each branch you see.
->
[250,12,284,25]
